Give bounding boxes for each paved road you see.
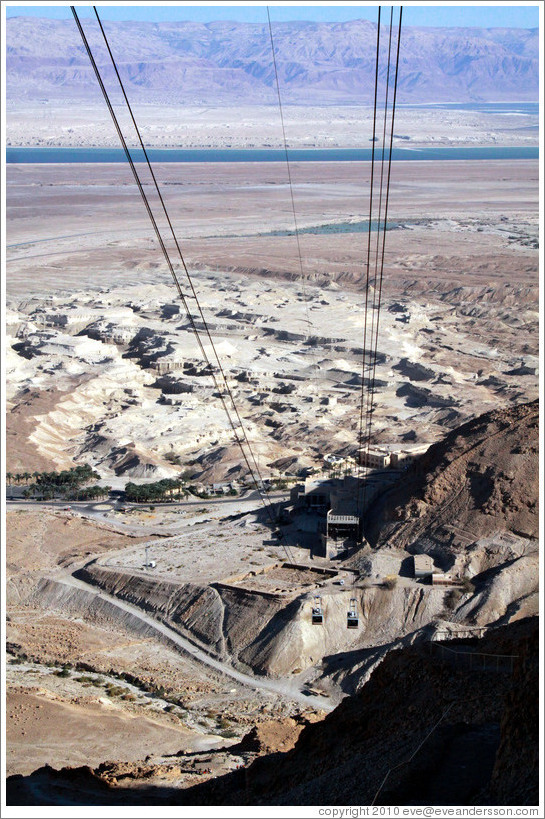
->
[58,570,334,713]
[6,491,289,537]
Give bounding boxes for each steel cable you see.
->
[72,6,296,563]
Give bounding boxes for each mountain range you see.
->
[6,16,539,105]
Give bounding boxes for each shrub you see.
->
[164,453,182,465]
[104,684,126,697]
[444,588,464,610]
[460,576,475,594]
[56,666,71,678]
[382,575,398,590]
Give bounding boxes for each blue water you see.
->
[5,145,538,163]
[261,219,401,237]
[400,102,539,116]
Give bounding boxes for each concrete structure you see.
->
[323,453,354,473]
[359,448,391,469]
[292,477,334,511]
[359,443,429,471]
[326,511,361,542]
[292,471,406,558]
[413,554,434,580]
[431,572,457,585]
[323,475,363,557]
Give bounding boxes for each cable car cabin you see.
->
[347,598,359,629]
[311,596,324,625]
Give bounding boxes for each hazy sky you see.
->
[4,2,541,28]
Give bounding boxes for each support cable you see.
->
[357,6,382,518]
[371,701,454,805]
[266,7,320,380]
[362,7,395,509]
[72,6,296,563]
[91,6,273,511]
[363,7,402,512]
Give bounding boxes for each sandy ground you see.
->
[6,160,538,301]
[6,683,216,777]
[6,509,148,576]
[6,103,539,149]
[5,506,322,776]
[5,160,538,482]
[5,265,538,482]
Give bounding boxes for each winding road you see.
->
[57,569,335,713]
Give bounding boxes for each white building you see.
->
[413,554,434,579]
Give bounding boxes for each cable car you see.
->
[347,598,359,629]
[311,595,324,625]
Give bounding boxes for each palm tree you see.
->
[7,472,13,487]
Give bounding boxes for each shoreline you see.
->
[6,145,540,164]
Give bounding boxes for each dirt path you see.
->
[58,571,333,713]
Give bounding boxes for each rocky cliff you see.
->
[365,400,538,564]
[186,617,539,806]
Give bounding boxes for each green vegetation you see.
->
[269,478,289,490]
[164,452,183,465]
[124,478,188,503]
[217,716,231,729]
[14,464,111,501]
[104,683,127,697]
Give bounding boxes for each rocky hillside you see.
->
[187,618,538,806]
[6,17,539,104]
[7,618,538,806]
[365,400,538,564]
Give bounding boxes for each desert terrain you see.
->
[4,10,540,804]
[6,159,538,481]
[4,149,539,801]
[6,102,539,150]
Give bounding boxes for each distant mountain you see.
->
[6,17,539,105]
